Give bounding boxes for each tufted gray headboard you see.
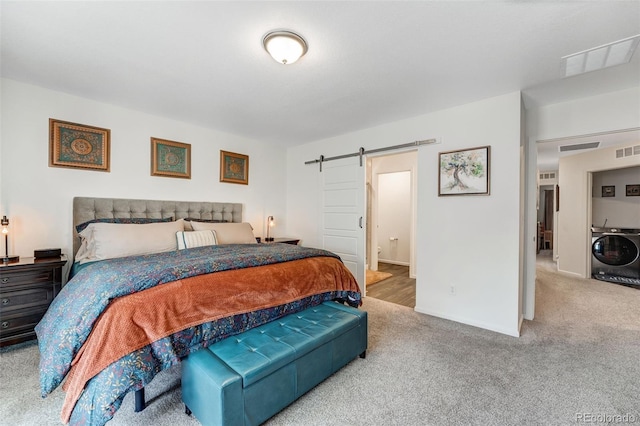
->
[72,197,243,259]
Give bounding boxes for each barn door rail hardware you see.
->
[304,139,437,171]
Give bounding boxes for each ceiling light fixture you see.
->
[262,30,308,65]
[561,34,640,77]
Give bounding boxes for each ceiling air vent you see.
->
[559,142,600,152]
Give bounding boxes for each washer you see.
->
[591,227,640,288]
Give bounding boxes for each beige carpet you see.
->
[533,250,640,338]
[366,269,392,285]
[1,252,638,425]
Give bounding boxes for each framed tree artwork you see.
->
[49,118,110,172]
[151,137,191,179]
[438,145,490,196]
[220,150,249,185]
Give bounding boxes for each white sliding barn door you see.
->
[320,157,366,293]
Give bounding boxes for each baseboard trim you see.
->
[378,259,410,267]
[413,305,520,337]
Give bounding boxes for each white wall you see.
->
[377,171,411,265]
[592,166,640,228]
[531,87,640,141]
[558,144,640,277]
[0,79,287,273]
[287,91,523,336]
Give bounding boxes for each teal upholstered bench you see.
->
[181,301,367,426]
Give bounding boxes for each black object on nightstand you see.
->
[264,238,300,245]
[0,255,67,347]
[34,248,62,259]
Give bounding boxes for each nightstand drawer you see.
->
[0,256,66,347]
[0,270,54,289]
[1,286,55,313]
[0,307,48,339]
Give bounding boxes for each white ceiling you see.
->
[2,1,639,162]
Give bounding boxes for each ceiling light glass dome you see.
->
[263,30,308,65]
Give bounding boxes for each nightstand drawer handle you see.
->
[1,298,9,305]
[1,321,8,329]
[1,278,8,283]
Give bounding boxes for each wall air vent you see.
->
[559,142,600,152]
[539,172,557,180]
[616,145,640,158]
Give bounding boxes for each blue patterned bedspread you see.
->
[35,244,361,426]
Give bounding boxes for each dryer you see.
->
[591,227,640,288]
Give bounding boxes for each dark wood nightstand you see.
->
[0,256,67,347]
[264,238,300,245]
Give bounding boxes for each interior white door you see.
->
[320,157,366,292]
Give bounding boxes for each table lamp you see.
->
[266,216,275,242]
[2,215,20,263]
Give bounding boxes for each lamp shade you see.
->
[263,31,308,65]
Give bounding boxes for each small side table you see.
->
[264,238,300,245]
[0,255,67,347]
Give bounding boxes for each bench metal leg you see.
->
[134,388,146,412]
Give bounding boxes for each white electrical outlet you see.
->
[450,285,456,295]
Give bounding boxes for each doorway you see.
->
[525,128,640,321]
[365,151,417,308]
[538,186,555,251]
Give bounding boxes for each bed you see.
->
[35,197,362,426]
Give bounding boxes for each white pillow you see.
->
[176,230,217,250]
[76,219,185,263]
[75,228,96,263]
[190,222,257,244]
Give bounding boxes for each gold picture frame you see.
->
[151,137,191,179]
[49,118,110,172]
[220,150,249,185]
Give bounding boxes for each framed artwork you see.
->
[601,185,615,197]
[220,150,249,185]
[438,145,490,196]
[49,118,110,171]
[151,137,191,179]
[626,184,640,197]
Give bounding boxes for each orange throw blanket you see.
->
[60,256,359,422]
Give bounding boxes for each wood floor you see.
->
[366,262,416,308]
